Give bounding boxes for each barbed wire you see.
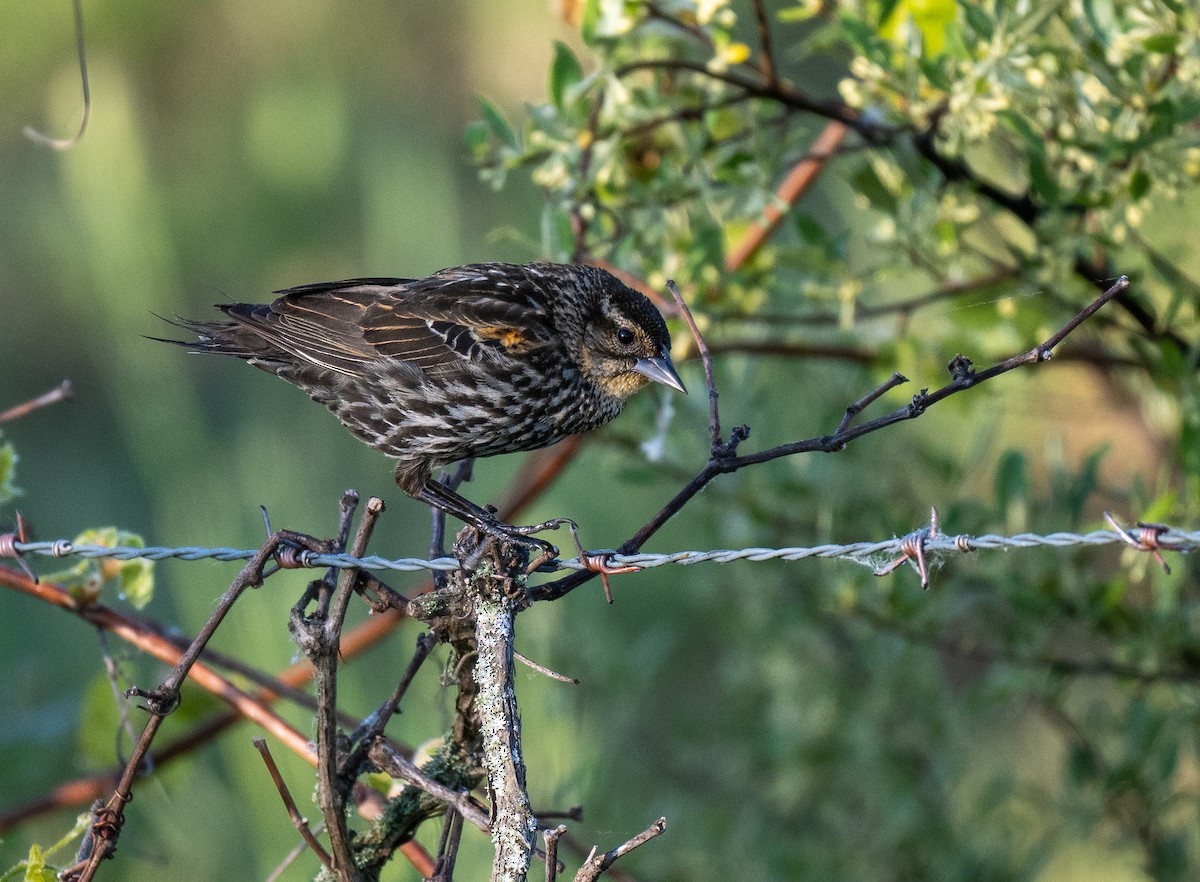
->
[5,520,1196,578]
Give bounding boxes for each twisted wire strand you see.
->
[8,527,1198,574]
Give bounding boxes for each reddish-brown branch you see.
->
[0,380,73,424]
[725,121,849,271]
[0,564,317,763]
[254,738,335,872]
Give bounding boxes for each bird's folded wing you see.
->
[233,273,557,378]
[360,274,556,373]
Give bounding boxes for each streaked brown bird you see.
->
[164,262,686,548]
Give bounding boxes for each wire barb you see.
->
[1103,512,1182,575]
[0,513,37,583]
[874,507,938,588]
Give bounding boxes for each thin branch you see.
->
[0,380,73,424]
[836,372,908,435]
[614,57,893,141]
[366,739,491,832]
[341,631,437,777]
[310,496,386,881]
[749,0,778,86]
[514,650,579,684]
[254,737,335,872]
[572,818,667,882]
[666,280,721,452]
[643,1,712,46]
[429,806,465,882]
[545,825,568,882]
[725,121,848,270]
[24,0,90,150]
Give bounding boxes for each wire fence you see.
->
[6,521,1197,577]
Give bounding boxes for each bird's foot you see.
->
[458,515,575,573]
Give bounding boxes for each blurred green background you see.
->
[2,2,1198,881]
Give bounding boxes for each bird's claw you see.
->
[458,520,560,572]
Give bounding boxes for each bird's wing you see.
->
[218,279,411,377]
[357,266,558,374]
[223,268,558,378]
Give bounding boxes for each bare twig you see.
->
[0,380,73,424]
[545,825,568,882]
[666,280,720,452]
[515,650,579,684]
[341,631,437,777]
[430,806,466,882]
[24,0,90,150]
[573,818,667,882]
[836,372,908,435]
[254,737,335,872]
[306,496,386,882]
[366,739,491,832]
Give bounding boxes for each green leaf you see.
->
[1082,0,1116,47]
[793,213,831,247]
[1142,33,1178,54]
[851,161,899,212]
[1129,168,1150,200]
[918,56,952,91]
[120,557,155,609]
[549,41,584,112]
[40,527,155,607]
[0,436,17,504]
[994,450,1028,530]
[1027,151,1060,204]
[19,844,57,882]
[476,96,518,150]
[580,0,602,45]
[880,0,957,57]
[962,3,994,40]
[1067,743,1098,784]
[463,120,490,157]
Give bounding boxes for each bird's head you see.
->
[579,284,687,400]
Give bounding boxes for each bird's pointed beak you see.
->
[634,348,687,394]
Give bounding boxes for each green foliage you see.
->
[0,434,17,506]
[0,814,89,882]
[471,0,1199,360]
[42,528,155,610]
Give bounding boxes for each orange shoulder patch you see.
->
[476,326,539,352]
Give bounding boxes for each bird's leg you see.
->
[401,469,560,559]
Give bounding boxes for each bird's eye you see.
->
[616,327,635,346]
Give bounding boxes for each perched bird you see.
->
[164,262,686,548]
